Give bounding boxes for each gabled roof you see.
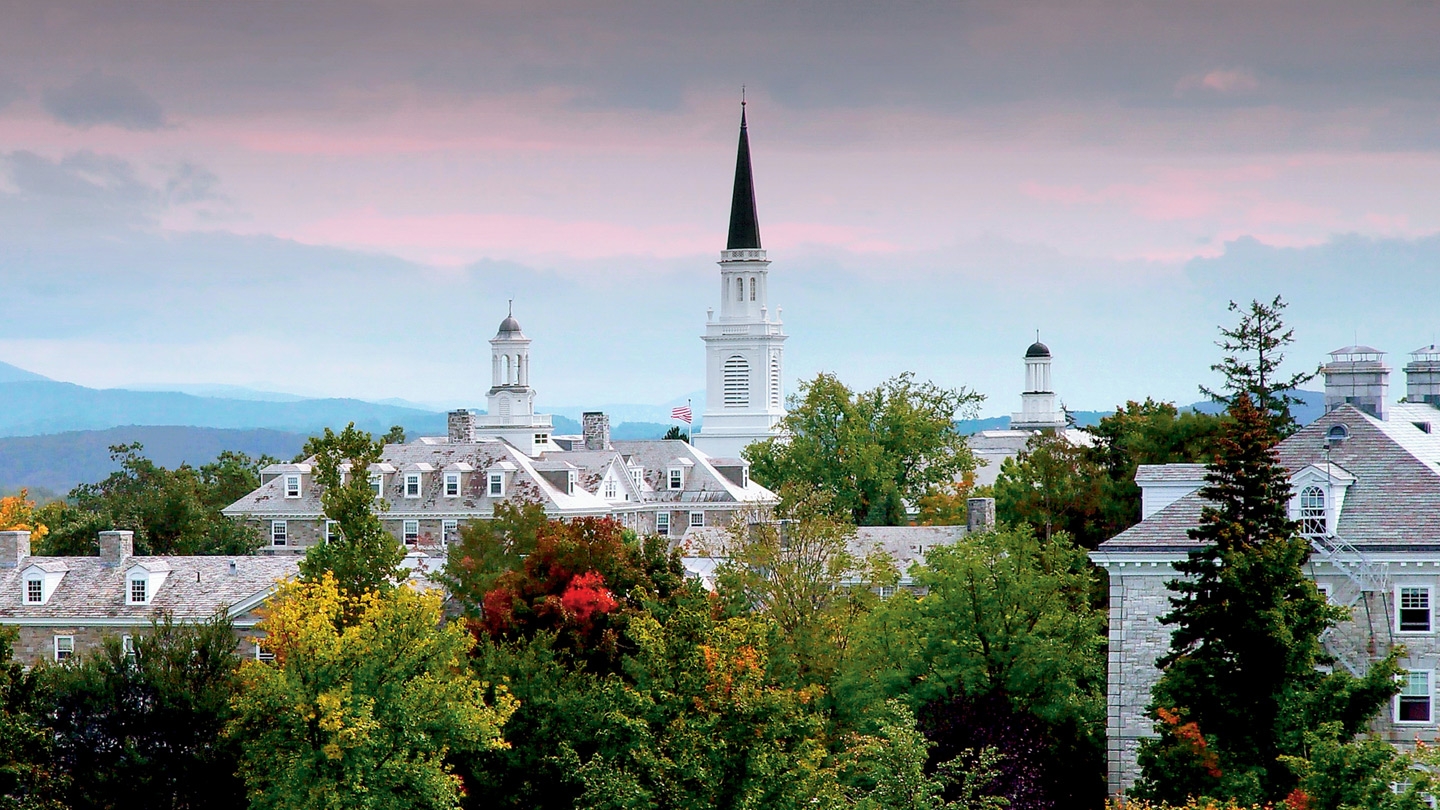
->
[610,440,777,505]
[1100,405,1440,553]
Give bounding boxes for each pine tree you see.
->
[1199,296,1316,438]
[1135,393,1397,804]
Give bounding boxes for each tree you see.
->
[1198,296,1317,438]
[1135,394,1399,805]
[0,627,67,810]
[992,432,1106,548]
[228,574,516,810]
[0,489,48,542]
[747,372,983,526]
[661,426,689,442]
[844,700,1006,810]
[298,423,405,599]
[836,523,1106,810]
[1085,399,1225,533]
[45,615,246,810]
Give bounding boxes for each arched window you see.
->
[504,354,513,384]
[724,355,750,407]
[736,278,744,301]
[1299,486,1326,536]
[750,277,757,301]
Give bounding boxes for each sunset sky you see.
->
[3,1,1440,415]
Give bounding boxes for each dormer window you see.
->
[489,473,505,497]
[284,475,301,498]
[25,578,41,604]
[20,563,66,605]
[370,473,384,498]
[1299,486,1326,537]
[404,473,422,498]
[669,468,684,490]
[129,576,147,605]
[444,473,461,497]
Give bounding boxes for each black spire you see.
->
[725,105,762,250]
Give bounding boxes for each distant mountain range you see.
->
[955,390,1327,435]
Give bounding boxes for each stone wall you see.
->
[1105,565,1176,794]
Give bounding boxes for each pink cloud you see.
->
[1175,68,1260,96]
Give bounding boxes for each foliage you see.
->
[746,372,983,526]
[0,627,67,810]
[916,692,1069,810]
[1198,296,1317,438]
[228,573,515,810]
[44,614,246,810]
[33,443,267,556]
[1135,394,1399,805]
[0,489,48,541]
[1281,722,1434,810]
[916,474,974,526]
[661,426,689,442]
[298,423,405,600]
[843,700,1007,810]
[993,432,1106,547]
[1085,400,1226,532]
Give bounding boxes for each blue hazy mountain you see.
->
[0,361,51,384]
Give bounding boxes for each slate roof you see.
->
[0,555,297,622]
[1100,404,1440,553]
[610,440,777,506]
[1134,464,1208,483]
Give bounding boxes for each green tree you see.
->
[298,423,405,599]
[992,431,1107,547]
[228,574,516,810]
[45,615,246,810]
[747,372,983,526]
[1198,296,1317,438]
[0,627,67,810]
[1085,399,1225,533]
[843,701,1006,810]
[1135,394,1399,805]
[661,426,689,442]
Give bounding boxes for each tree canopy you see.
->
[298,423,405,599]
[1198,296,1317,438]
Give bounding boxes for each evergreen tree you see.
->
[1135,393,1397,804]
[0,627,66,810]
[1199,296,1317,438]
[298,423,405,601]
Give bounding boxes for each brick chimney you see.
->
[583,411,611,451]
[966,498,996,533]
[98,530,134,566]
[448,410,475,443]
[0,531,30,567]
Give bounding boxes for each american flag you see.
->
[670,406,693,424]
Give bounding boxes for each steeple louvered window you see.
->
[769,354,781,408]
[724,356,750,407]
[749,277,756,301]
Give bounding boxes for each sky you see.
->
[3,0,1440,417]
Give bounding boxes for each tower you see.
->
[1011,338,1066,431]
[467,305,555,456]
[694,105,788,459]
[1323,345,1390,420]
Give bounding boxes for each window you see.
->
[630,467,643,488]
[749,277,756,301]
[736,277,744,301]
[1316,584,1330,603]
[489,473,505,497]
[1398,670,1433,723]
[403,520,420,545]
[1400,587,1432,633]
[656,512,670,536]
[122,635,135,658]
[25,578,41,604]
[253,643,275,662]
[442,519,459,544]
[370,473,384,498]
[723,355,750,407]
[444,473,461,497]
[284,474,301,498]
[271,520,288,546]
[604,478,618,499]
[325,520,339,542]
[129,577,147,604]
[689,511,704,529]
[404,473,422,498]
[770,354,781,409]
[54,636,74,662]
[1299,486,1326,536]
[534,433,549,445]
[669,468,684,490]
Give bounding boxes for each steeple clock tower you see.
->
[694,105,788,459]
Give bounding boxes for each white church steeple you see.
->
[464,304,554,456]
[1011,336,1066,431]
[694,104,788,459]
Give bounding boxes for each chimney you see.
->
[98,530,134,566]
[582,411,611,451]
[0,531,31,567]
[1406,345,1440,409]
[1323,346,1390,421]
[448,410,475,443]
[966,498,996,533]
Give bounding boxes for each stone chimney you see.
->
[1323,346,1390,421]
[448,410,475,443]
[98,530,134,566]
[966,498,996,533]
[1406,345,1440,409]
[0,531,31,567]
[583,411,611,451]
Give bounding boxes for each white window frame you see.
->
[325,520,339,542]
[689,511,705,529]
[253,642,275,662]
[54,635,74,662]
[604,477,618,499]
[656,512,670,536]
[1298,485,1326,536]
[271,520,288,546]
[534,433,549,445]
[128,576,148,605]
[370,472,384,499]
[668,468,684,490]
[1397,669,1434,725]
[25,577,42,604]
[404,473,422,499]
[122,635,135,658]
[442,519,459,544]
[1397,585,1434,635]
[403,520,420,545]
[444,472,461,497]
[284,474,302,499]
[630,467,643,488]
[488,472,505,497]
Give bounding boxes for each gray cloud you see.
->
[0,76,21,110]
[42,70,166,130]
[165,162,220,205]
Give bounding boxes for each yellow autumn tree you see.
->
[0,489,48,541]
[228,573,516,810]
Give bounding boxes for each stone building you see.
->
[0,529,297,665]
[1093,344,1440,795]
